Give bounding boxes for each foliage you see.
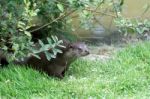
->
[114,3,150,37]
[0,0,107,60]
[0,0,149,60]
[0,41,150,98]
[0,0,40,59]
[114,16,150,36]
[30,36,65,61]
[74,0,150,38]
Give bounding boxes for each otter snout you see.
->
[82,49,90,56]
[85,50,90,55]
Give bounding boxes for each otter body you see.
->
[14,42,89,78]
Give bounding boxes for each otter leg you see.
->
[47,72,64,79]
[46,65,66,79]
[54,73,64,79]
[62,70,65,77]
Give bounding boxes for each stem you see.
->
[112,0,119,18]
[29,9,77,33]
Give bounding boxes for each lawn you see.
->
[0,41,150,98]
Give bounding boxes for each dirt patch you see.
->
[83,32,150,61]
[82,45,119,61]
[82,54,111,61]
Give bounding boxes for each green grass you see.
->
[1,41,150,98]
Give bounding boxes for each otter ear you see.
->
[69,44,73,48]
[63,39,70,45]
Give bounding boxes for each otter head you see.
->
[65,42,90,58]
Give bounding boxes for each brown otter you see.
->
[13,42,90,78]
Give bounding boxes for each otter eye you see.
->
[78,48,82,51]
[85,50,89,54]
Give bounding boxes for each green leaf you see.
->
[24,31,31,37]
[136,28,144,34]
[38,40,44,47]
[31,54,41,59]
[52,49,57,56]
[55,49,63,53]
[58,44,66,48]
[44,51,52,61]
[51,35,58,43]
[57,3,64,12]
[83,10,89,16]
[57,40,63,44]
[12,44,19,51]
[50,54,56,59]
[32,50,41,54]
[47,37,52,44]
[17,21,26,30]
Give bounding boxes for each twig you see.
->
[84,8,117,18]
[112,0,119,18]
[29,9,77,33]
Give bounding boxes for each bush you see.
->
[0,0,106,60]
[1,0,149,60]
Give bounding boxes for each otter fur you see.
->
[13,42,89,78]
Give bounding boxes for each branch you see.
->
[29,9,77,33]
[84,8,117,18]
[112,0,119,18]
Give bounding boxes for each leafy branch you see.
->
[29,9,77,33]
[30,36,65,61]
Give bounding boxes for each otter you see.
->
[13,42,90,78]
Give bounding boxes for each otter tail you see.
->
[0,56,9,68]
